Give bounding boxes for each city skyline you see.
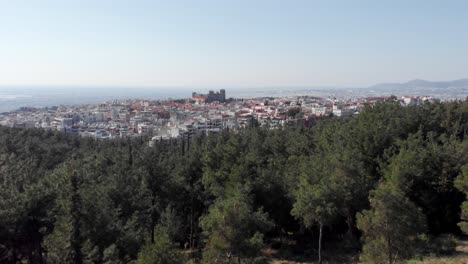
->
[1,0,468,88]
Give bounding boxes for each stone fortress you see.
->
[192,89,226,103]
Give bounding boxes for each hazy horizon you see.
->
[1,76,468,91]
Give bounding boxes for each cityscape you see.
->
[0,89,435,141]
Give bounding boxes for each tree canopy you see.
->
[0,99,467,263]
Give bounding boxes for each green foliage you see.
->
[455,164,468,234]
[103,244,124,264]
[357,181,427,263]
[383,133,468,234]
[286,107,302,118]
[0,100,467,262]
[291,160,338,228]
[136,226,183,264]
[418,234,457,256]
[200,188,272,263]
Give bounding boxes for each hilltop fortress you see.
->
[192,89,226,103]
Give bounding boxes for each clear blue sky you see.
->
[0,0,467,88]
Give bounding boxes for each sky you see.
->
[0,0,467,88]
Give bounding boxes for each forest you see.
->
[0,99,467,264]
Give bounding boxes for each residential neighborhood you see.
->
[0,90,436,141]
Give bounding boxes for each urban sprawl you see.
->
[0,90,436,143]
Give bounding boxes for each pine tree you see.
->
[200,187,271,263]
[357,181,426,264]
[455,164,468,234]
[291,163,338,264]
[136,225,183,264]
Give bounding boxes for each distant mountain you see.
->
[369,78,468,90]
